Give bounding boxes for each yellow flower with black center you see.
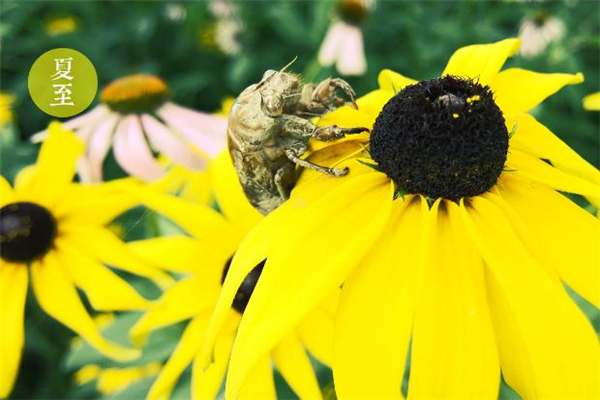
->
[0,123,172,398]
[202,39,600,399]
[123,152,336,399]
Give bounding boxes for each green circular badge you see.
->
[28,48,97,118]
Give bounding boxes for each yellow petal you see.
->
[237,356,276,400]
[61,226,174,289]
[494,174,600,307]
[583,92,600,111]
[507,114,600,185]
[130,276,219,346]
[441,38,520,85]
[146,316,208,400]
[0,176,15,207]
[96,362,161,396]
[0,263,28,398]
[127,236,228,277]
[377,69,418,93]
[492,68,584,115]
[272,334,322,400]
[298,293,337,366]
[192,332,234,400]
[30,253,140,362]
[56,239,149,311]
[460,196,600,399]
[333,197,425,399]
[137,190,237,254]
[311,106,373,150]
[506,150,600,198]
[408,200,499,399]
[209,150,263,236]
[31,122,84,203]
[356,89,394,118]
[225,173,393,399]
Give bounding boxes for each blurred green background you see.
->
[0,1,598,399]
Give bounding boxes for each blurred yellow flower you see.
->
[206,39,600,399]
[0,93,15,127]
[45,16,78,36]
[75,363,161,395]
[0,123,172,398]
[583,92,600,111]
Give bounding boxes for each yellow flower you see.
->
[203,39,600,399]
[75,363,161,396]
[126,151,336,399]
[583,92,600,111]
[0,93,15,127]
[45,16,78,36]
[0,123,172,398]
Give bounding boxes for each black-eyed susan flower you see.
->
[124,151,335,399]
[583,92,600,111]
[0,123,172,398]
[32,74,227,183]
[202,39,600,399]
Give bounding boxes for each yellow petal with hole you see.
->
[61,226,174,289]
[130,276,219,346]
[30,253,140,362]
[506,150,600,198]
[272,334,322,400]
[507,114,600,185]
[56,239,149,311]
[209,150,262,236]
[583,92,600,111]
[31,122,84,204]
[492,68,583,115]
[378,69,418,93]
[495,174,600,307]
[137,190,237,254]
[460,196,600,399]
[0,263,28,398]
[192,332,234,400]
[441,38,520,85]
[127,236,227,277]
[237,356,276,400]
[408,200,499,399]
[333,197,425,399]
[146,316,208,400]
[225,173,393,399]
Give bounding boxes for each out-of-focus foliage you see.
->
[0,1,598,399]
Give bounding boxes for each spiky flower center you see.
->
[101,74,170,114]
[370,76,509,200]
[337,0,368,25]
[221,256,265,314]
[0,202,57,262]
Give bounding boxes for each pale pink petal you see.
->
[157,103,227,158]
[318,21,346,67]
[337,24,367,76]
[30,105,111,143]
[141,113,207,171]
[113,115,164,181]
[86,114,121,182]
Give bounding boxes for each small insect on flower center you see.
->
[370,76,509,200]
[0,202,57,263]
[221,257,265,314]
[101,74,171,114]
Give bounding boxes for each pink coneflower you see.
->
[318,0,372,76]
[33,74,227,182]
[518,12,565,57]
